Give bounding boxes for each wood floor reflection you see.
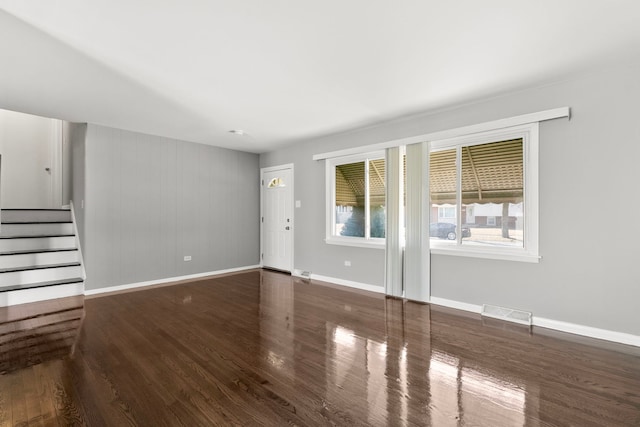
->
[1,269,639,426]
[0,296,83,374]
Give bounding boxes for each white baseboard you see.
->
[0,282,84,307]
[430,297,482,314]
[305,273,385,294]
[429,296,640,347]
[533,317,640,347]
[291,269,309,278]
[84,265,261,296]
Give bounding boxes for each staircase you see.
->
[0,209,84,307]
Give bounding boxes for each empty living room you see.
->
[1,1,639,426]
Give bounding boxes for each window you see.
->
[438,206,456,219]
[326,151,386,248]
[429,123,539,262]
[267,177,285,188]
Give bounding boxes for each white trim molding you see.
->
[295,272,385,294]
[430,248,541,263]
[313,107,569,161]
[429,296,640,347]
[69,201,86,280]
[430,296,482,314]
[84,265,260,296]
[532,317,640,348]
[0,282,84,307]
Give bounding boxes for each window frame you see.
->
[439,206,456,219]
[326,150,386,249]
[429,123,540,263]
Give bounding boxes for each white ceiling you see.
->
[1,1,639,153]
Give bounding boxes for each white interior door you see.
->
[0,110,61,209]
[262,166,293,272]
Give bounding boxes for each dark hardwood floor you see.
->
[1,269,639,426]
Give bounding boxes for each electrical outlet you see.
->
[344,260,351,267]
[184,255,192,261]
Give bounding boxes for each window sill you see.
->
[325,237,385,249]
[430,247,541,263]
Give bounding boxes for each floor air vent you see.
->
[481,304,532,326]
[300,271,312,282]
[293,270,311,280]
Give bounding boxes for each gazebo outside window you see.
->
[332,154,386,241]
[430,138,524,248]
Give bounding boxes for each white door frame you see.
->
[260,163,294,272]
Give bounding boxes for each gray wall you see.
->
[82,124,259,290]
[69,122,86,249]
[261,57,640,336]
[62,121,71,206]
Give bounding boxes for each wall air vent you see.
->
[481,304,532,326]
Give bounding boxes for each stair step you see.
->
[0,281,84,307]
[0,249,78,269]
[0,262,81,274]
[0,264,83,286]
[1,223,74,236]
[0,235,76,252]
[1,209,71,223]
[0,248,77,256]
[0,234,75,239]
[0,222,74,237]
[1,221,72,224]
[0,277,84,293]
[0,210,83,307]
